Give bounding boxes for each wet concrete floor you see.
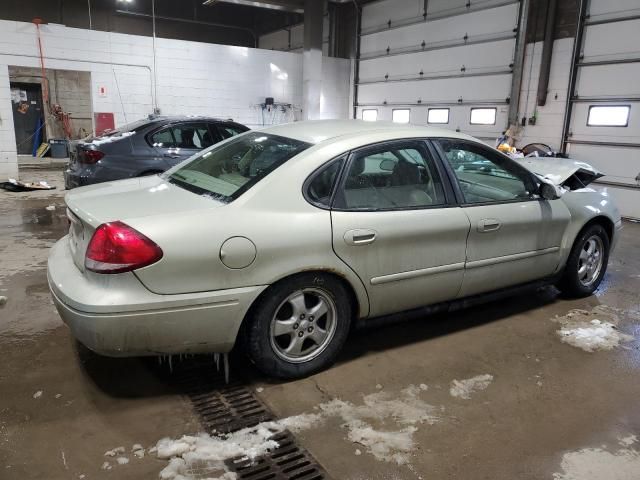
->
[1,169,639,479]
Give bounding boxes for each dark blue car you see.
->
[65,116,249,189]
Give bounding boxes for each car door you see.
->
[329,140,471,317]
[433,138,571,298]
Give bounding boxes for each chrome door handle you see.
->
[478,218,501,233]
[344,229,377,246]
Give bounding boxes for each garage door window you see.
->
[470,108,497,125]
[436,139,536,204]
[428,108,449,124]
[335,142,446,210]
[587,105,630,127]
[392,109,410,124]
[362,109,378,122]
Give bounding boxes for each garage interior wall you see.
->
[0,19,352,180]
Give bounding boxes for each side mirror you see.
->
[539,180,564,200]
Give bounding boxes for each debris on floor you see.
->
[0,295,7,306]
[449,374,494,399]
[32,390,43,399]
[104,446,126,457]
[147,384,440,478]
[0,179,56,192]
[553,435,640,480]
[554,307,635,352]
[45,205,56,211]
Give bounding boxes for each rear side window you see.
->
[305,158,344,208]
[334,141,446,210]
[166,132,310,202]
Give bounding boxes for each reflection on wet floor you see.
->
[1,169,640,480]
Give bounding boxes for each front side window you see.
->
[166,132,310,202]
[335,142,446,210]
[437,139,536,204]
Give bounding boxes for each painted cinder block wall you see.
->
[0,19,351,179]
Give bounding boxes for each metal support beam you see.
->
[352,0,362,119]
[203,0,304,14]
[302,0,325,120]
[508,0,529,126]
[536,0,557,106]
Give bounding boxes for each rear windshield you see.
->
[165,132,311,202]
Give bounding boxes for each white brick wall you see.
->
[0,19,352,179]
[517,38,574,151]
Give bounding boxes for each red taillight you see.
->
[85,221,163,274]
[80,149,105,164]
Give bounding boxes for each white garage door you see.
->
[355,0,523,142]
[564,0,640,219]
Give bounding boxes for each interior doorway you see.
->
[10,82,45,155]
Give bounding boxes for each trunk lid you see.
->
[65,175,223,271]
[517,157,604,190]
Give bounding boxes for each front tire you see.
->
[557,224,610,297]
[245,273,352,379]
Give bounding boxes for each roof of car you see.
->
[259,119,473,144]
[146,115,239,125]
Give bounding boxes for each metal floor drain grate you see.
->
[226,431,327,480]
[165,357,330,480]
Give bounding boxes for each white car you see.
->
[48,120,621,378]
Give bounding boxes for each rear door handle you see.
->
[478,218,501,233]
[344,229,377,246]
[164,153,180,159]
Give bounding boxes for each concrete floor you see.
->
[1,169,639,480]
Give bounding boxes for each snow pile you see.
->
[152,384,439,477]
[32,390,43,399]
[553,442,640,480]
[619,435,638,447]
[449,374,494,400]
[155,424,284,480]
[90,131,135,146]
[318,385,439,465]
[554,307,634,352]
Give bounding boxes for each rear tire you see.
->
[557,224,610,298]
[244,273,352,379]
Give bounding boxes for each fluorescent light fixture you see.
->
[362,109,377,122]
[428,108,449,124]
[392,109,410,124]
[587,105,630,127]
[470,107,497,125]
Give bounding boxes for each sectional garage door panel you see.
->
[358,74,513,105]
[582,22,640,60]
[360,0,424,32]
[360,3,519,57]
[565,0,640,219]
[357,0,521,139]
[587,0,640,16]
[359,39,515,83]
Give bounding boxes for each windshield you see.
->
[165,132,311,202]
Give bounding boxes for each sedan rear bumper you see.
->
[47,237,267,357]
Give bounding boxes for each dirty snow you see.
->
[101,461,112,470]
[449,375,494,399]
[554,307,635,352]
[151,384,440,478]
[104,446,125,457]
[618,435,638,447]
[45,205,56,211]
[32,391,42,399]
[553,445,640,480]
[116,456,129,465]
